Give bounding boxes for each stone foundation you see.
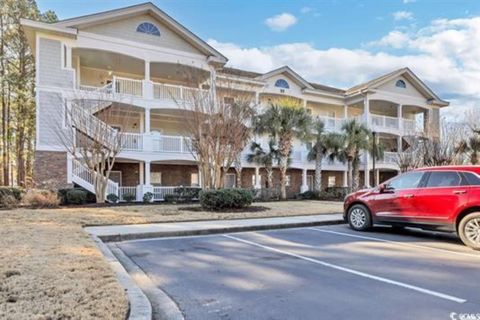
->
[34,151,71,189]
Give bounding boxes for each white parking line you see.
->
[309,227,480,259]
[223,234,467,304]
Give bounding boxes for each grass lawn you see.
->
[0,200,342,319]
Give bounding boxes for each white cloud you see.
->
[393,11,414,21]
[300,7,312,14]
[208,16,480,120]
[265,13,298,31]
[368,30,410,48]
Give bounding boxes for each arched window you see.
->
[395,79,406,88]
[136,22,160,36]
[274,79,290,89]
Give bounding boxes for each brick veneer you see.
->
[150,164,198,186]
[34,151,72,189]
[111,162,140,186]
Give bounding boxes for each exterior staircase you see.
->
[68,99,120,201]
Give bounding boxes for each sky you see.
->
[37,0,480,119]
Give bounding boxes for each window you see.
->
[425,171,463,188]
[395,80,406,88]
[136,22,160,36]
[225,173,236,188]
[191,173,199,186]
[328,176,336,188]
[110,171,122,186]
[386,171,424,190]
[463,172,480,185]
[274,79,289,89]
[286,175,291,187]
[150,172,162,186]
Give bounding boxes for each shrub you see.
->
[66,189,87,205]
[106,193,119,203]
[0,187,23,201]
[199,188,253,211]
[164,194,176,203]
[0,194,19,209]
[296,190,319,200]
[22,189,60,208]
[143,192,153,203]
[251,188,280,201]
[123,193,136,202]
[319,187,349,201]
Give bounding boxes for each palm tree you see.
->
[340,119,371,192]
[246,139,280,189]
[456,135,480,164]
[255,101,311,199]
[307,120,342,192]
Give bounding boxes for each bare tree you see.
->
[177,70,256,189]
[55,96,134,202]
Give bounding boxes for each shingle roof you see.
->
[218,67,263,79]
[309,82,345,95]
[345,68,407,95]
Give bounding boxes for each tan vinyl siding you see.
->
[81,14,203,55]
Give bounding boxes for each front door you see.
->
[370,171,425,221]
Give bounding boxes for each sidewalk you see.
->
[86,213,344,242]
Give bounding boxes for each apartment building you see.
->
[21,2,449,201]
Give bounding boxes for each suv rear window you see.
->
[425,171,464,187]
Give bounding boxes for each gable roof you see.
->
[53,2,227,64]
[346,67,449,106]
[256,66,315,90]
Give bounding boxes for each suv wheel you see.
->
[459,212,480,250]
[347,204,372,231]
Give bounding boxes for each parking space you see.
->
[116,225,480,320]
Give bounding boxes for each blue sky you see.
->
[37,0,480,117]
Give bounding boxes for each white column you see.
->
[145,161,151,186]
[144,60,150,81]
[364,168,370,188]
[198,165,202,187]
[344,104,348,119]
[254,167,261,189]
[363,95,370,125]
[302,99,307,109]
[397,136,402,153]
[398,104,403,133]
[145,108,150,133]
[255,92,260,105]
[300,169,309,193]
[139,162,144,185]
[66,154,73,184]
[343,171,348,187]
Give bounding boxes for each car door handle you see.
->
[453,190,467,194]
[403,194,414,198]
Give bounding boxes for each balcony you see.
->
[77,76,207,107]
[121,133,192,154]
[369,115,424,135]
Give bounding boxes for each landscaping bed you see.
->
[0,200,342,319]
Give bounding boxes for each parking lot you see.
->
[116,225,480,320]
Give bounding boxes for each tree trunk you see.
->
[279,155,288,200]
[266,166,273,189]
[352,157,360,191]
[347,160,353,193]
[234,155,242,188]
[314,151,323,192]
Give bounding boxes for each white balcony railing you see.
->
[379,152,397,164]
[118,133,192,154]
[371,115,399,130]
[113,76,143,97]
[318,116,344,131]
[119,186,137,201]
[403,119,424,134]
[122,133,143,151]
[152,82,208,101]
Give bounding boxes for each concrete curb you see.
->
[98,218,345,243]
[110,244,185,320]
[90,235,152,320]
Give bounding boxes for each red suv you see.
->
[344,166,480,249]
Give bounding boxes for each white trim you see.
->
[21,18,78,36]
